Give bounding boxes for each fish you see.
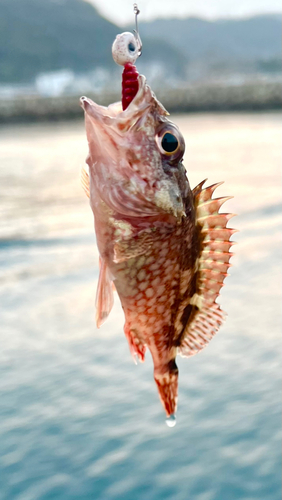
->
[80,73,235,423]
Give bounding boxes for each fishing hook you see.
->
[133,3,142,57]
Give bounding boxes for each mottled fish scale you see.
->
[112,231,182,358]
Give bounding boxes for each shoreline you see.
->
[0,81,281,123]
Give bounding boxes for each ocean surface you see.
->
[0,113,281,500]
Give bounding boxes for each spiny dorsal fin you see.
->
[81,165,90,198]
[179,180,236,358]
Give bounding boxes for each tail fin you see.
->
[154,360,179,417]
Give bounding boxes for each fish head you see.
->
[81,75,189,221]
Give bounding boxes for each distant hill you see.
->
[0,0,280,84]
[0,0,118,82]
[0,0,185,83]
[139,15,282,77]
[139,15,281,61]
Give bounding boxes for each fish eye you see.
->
[161,132,179,154]
[156,124,185,160]
[128,42,136,52]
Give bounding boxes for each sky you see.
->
[89,0,282,25]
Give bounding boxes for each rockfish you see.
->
[80,74,235,422]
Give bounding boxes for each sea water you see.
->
[0,113,281,500]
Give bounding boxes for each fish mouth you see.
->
[80,75,158,181]
[80,75,168,134]
[80,76,185,219]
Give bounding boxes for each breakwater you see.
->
[0,80,281,123]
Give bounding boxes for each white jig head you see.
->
[112,4,142,66]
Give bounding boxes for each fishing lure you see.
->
[80,5,235,426]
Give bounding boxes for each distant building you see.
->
[35,70,75,97]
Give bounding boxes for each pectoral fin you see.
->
[113,228,155,263]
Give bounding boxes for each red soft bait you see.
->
[122,63,139,110]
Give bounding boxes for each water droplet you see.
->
[166,414,176,428]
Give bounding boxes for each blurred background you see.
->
[0,1,281,500]
[0,0,282,117]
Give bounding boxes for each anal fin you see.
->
[124,324,146,363]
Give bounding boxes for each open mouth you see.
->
[80,75,168,134]
[80,74,184,220]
